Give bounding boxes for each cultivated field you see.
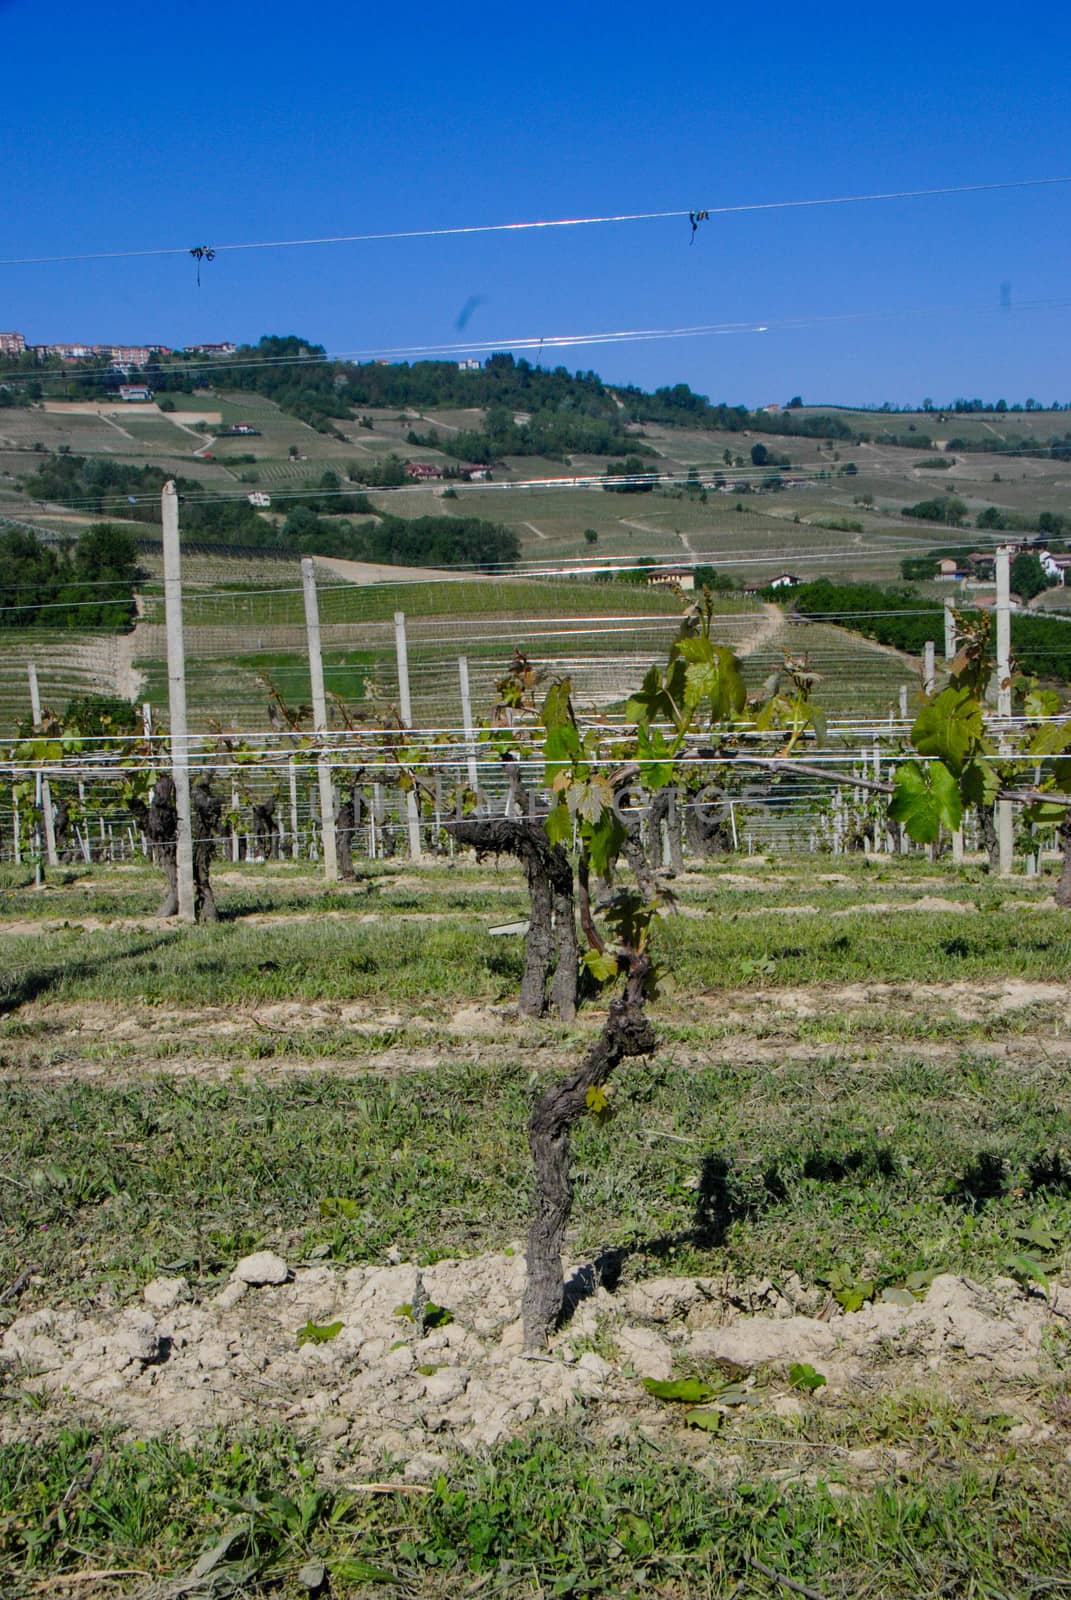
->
[6,391,1071,593]
[3,852,1071,1596]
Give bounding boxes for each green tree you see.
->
[1010,551,1048,602]
[901,557,940,581]
[0,529,63,626]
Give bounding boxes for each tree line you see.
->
[784,579,1071,684]
[0,523,139,629]
[20,452,520,569]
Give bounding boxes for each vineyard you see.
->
[4,456,1071,1595]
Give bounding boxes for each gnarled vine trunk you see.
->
[130,774,221,922]
[53,795,75,863]
[336,792,356,879]
[1056,816,1071,907]
[522,953,656,1348]
[647,787,684,875]
[977,803,999,871]
[130,775,180,917]
[336,782,366,880]
[191,780,221,923]
[453,817,577,1021]
[250,796,280,860]
[684,783,734,857]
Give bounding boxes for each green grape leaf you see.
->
[541,679,577,733]
[642,1376,718,1404]
[682,646,746,721]
[585,1084,613,1121]
[567,774,614,824]
[636,722,675,790]
[1004,1253,1050,1299]
[543,799,572,847]
[788,1362,827,1392]
[889,760,962,843]
[684,1407,723,1432]
[543,722,581,785]
[1024,800,1068,826]
[912,686,983,775]
[673,635,712,664]
[1028,718,1071,758]
[625,664,673,727]
[1024,688,1062,721]
[582,949,619,984]
[297,1319,343,1347]
[583,808,626,878]
[959,759,1000,807]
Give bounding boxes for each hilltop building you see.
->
[26,340,172,364]
[0,331,26,356]
[647,566,696,591]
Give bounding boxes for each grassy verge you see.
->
[3,1043,1071,1304]
[4,1409,1071,1598]
[2,903,1069,1010]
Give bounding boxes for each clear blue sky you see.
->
[3,0,1070,408]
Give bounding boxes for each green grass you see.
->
[4,1003,1071,1301]
[3,899,1070,1011]
[4,854,1071,1596]
[4,1408,1071,1598]
[137,574,696,630]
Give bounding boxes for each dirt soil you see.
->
[3,980,1067,1084]
[3,1253,1066,1484]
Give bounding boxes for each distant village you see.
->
[0,331,236,367]
[0,332,488,375]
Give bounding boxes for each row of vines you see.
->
[5,594,1071,1344]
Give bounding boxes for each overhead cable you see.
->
[2,175,1069,268]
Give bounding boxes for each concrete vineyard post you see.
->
[944,596,956,661]
[923,638,939,864]
[995,547,1014,875]
[458,656,480,798]
[162,482,196,921]
[393,611,422,859]
[27,662,58,868]
[288,758,299,861]
[301,558,338,882]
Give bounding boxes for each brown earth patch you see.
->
[3,1257,1065,1483]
